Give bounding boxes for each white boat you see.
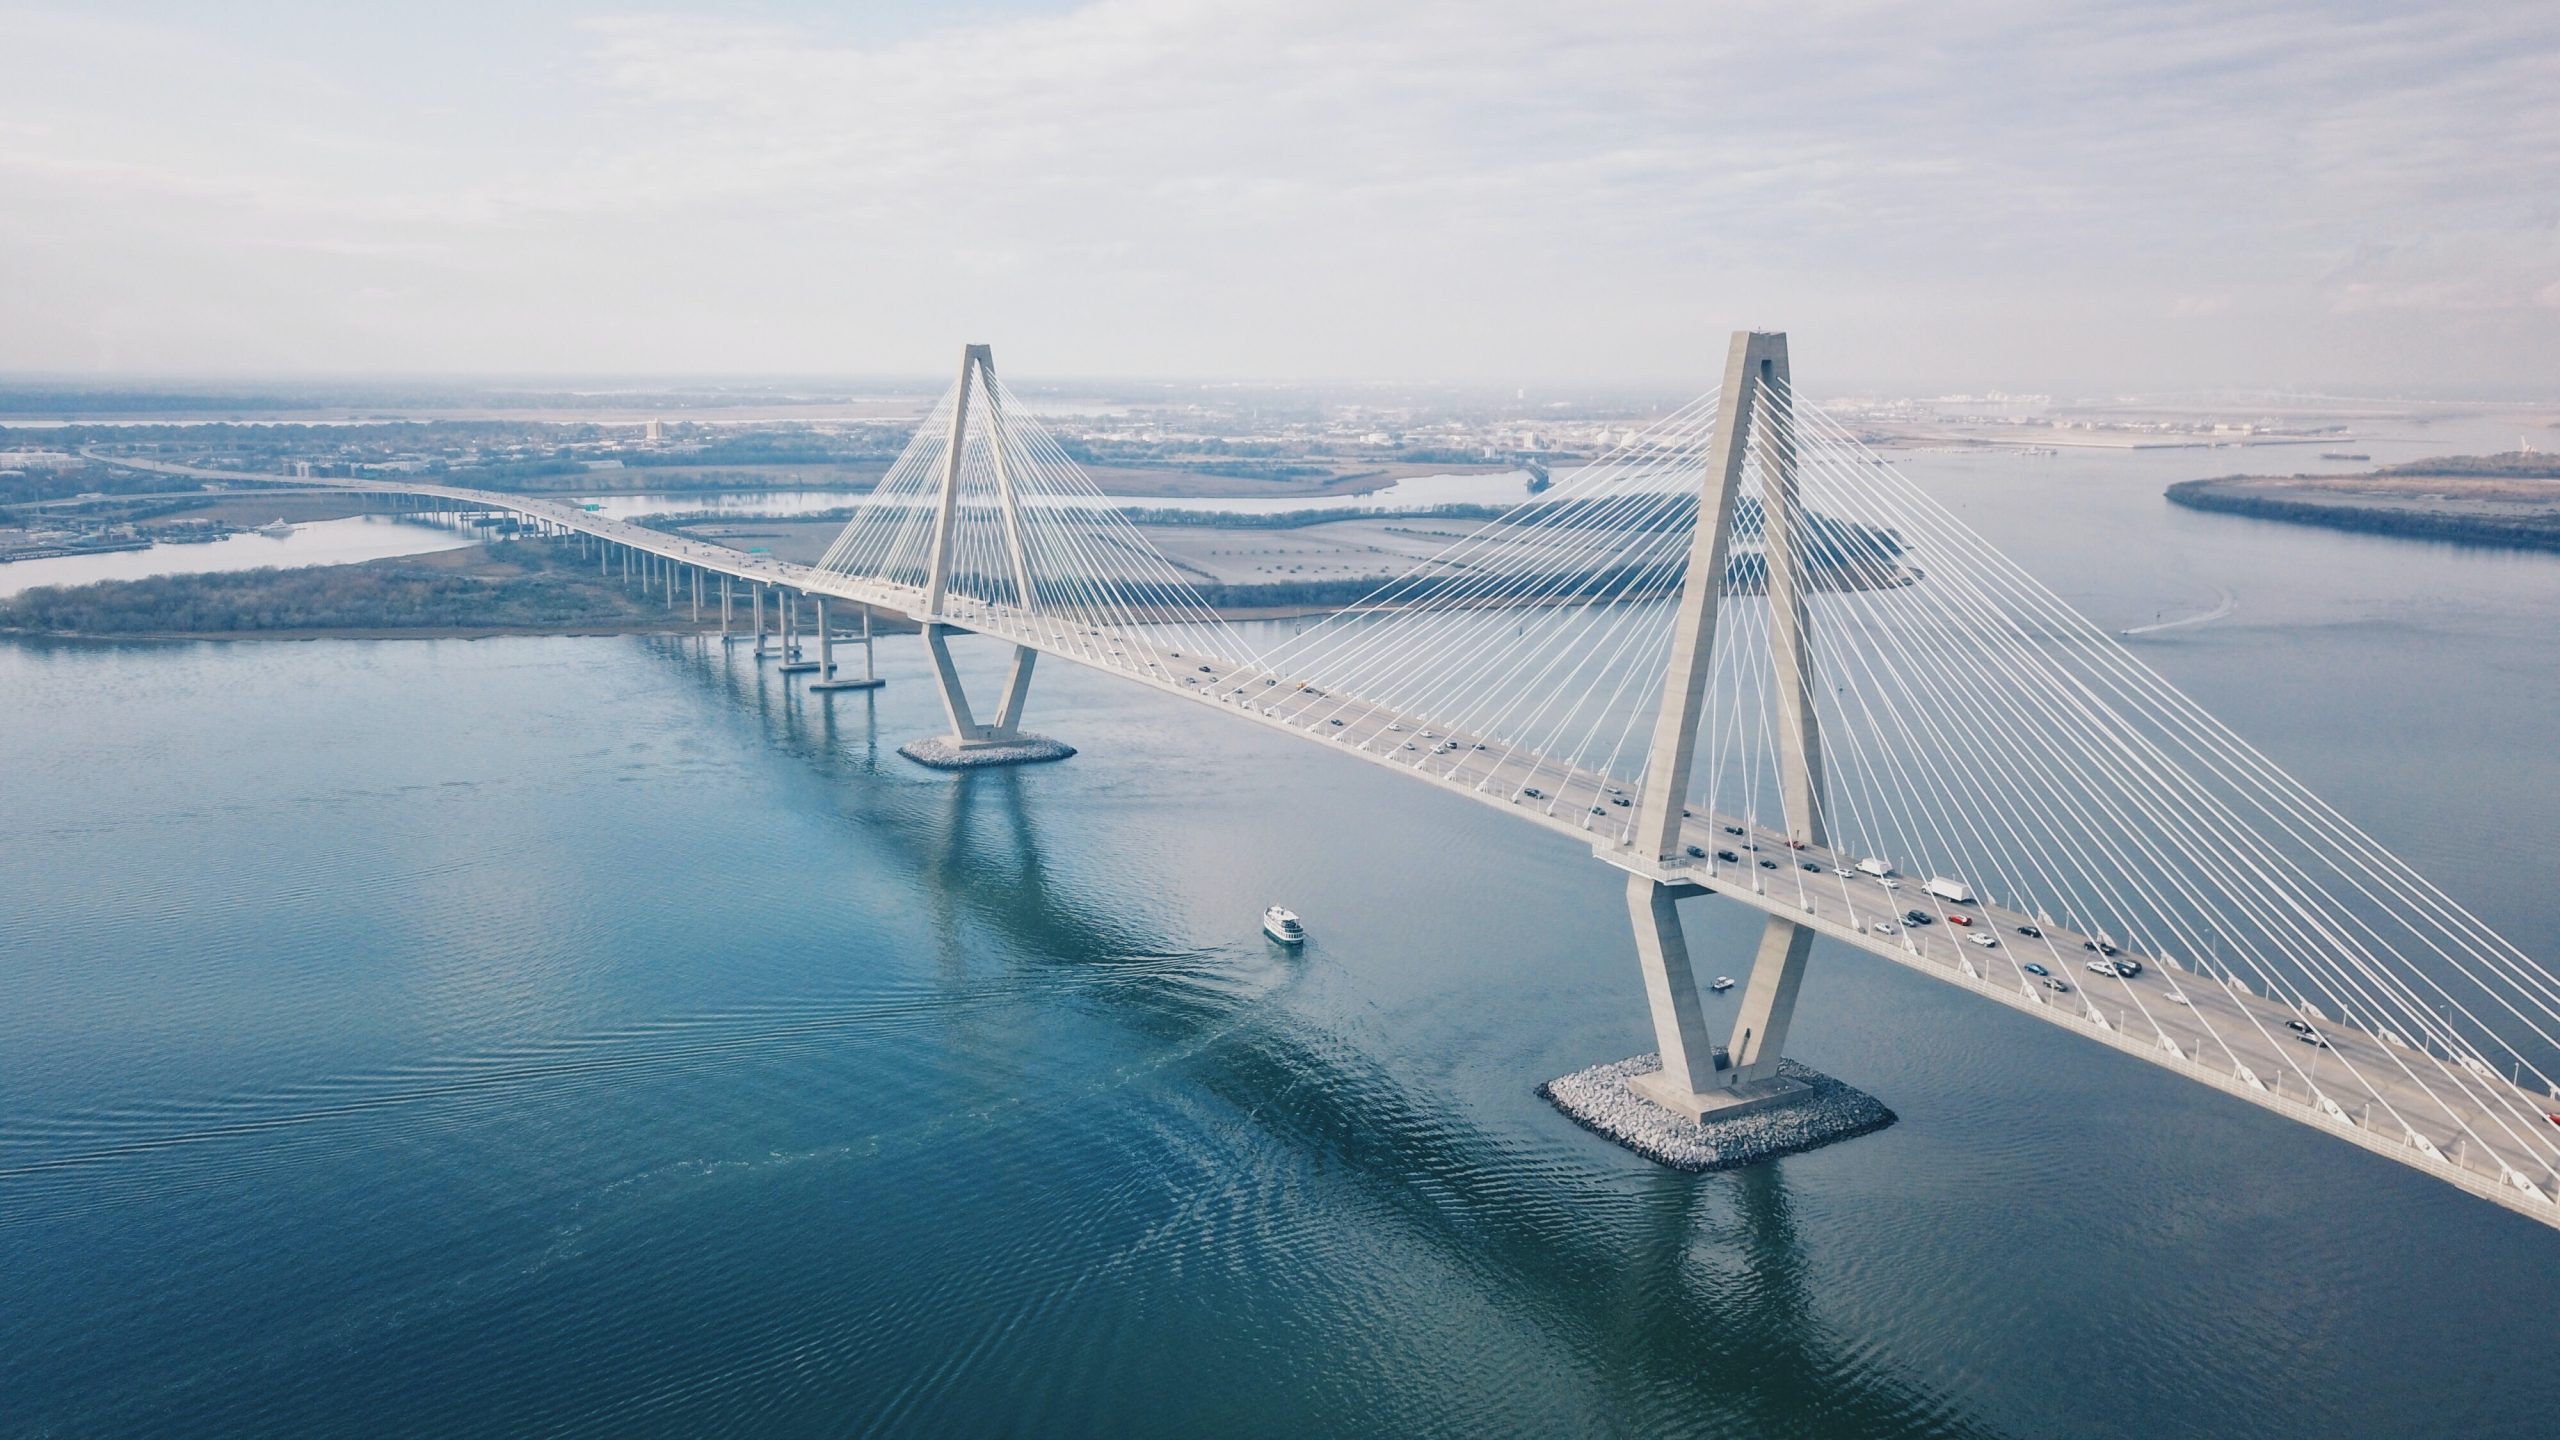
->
[256,518,294,538]
[1262,905,1306,945]
[1710,975,1735,992]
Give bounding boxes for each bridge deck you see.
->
[258,475,2560,1230]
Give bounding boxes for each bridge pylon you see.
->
[899,344,1076,769]
[1625,330,1827,1120]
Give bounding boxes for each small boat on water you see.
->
[256,518,294,538]
[1710,975,1735,992]
[1262,905,1306,945]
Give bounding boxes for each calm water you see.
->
[0,515,472,598]
[6,436,2560,1437]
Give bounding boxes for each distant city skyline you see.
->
[2,1,2555,395]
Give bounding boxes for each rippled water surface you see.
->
[6,440,2560,1437]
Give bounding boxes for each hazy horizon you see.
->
[4,1,2556,395]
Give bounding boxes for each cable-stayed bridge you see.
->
[291,335,2560,1232]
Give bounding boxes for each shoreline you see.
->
[2166,475,2560,554]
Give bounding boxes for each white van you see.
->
[1925,876,1976,905]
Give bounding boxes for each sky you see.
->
[1,0,2555,394]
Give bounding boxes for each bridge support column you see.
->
[811,598,886,692]
[779,590,821,674]
[720,575,733,642]
[752,584,771,659]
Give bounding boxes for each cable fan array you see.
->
[1251,378,2560,1181]
[815,365,1263,678]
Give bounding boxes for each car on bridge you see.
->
[1946,914,1973,927]
[1872,921,1897,935]
[1522,787,1544,800]
[2023,962,2051,976]
[1758,858,1778,869]
[1903,910,1934,925]
[2016,925,2043,938]
[2042,976,2072,993]
[1717,850,1741,863]
[1970,933,1998,948]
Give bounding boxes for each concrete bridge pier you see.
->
[778,591,821,675]
[810,598,885,693]
[751,585,772,660]
[719,576,734,643]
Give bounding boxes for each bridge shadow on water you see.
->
[646,636,1998,1438]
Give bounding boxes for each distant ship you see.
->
[256,518,295,538]
[2319,452,2370,462]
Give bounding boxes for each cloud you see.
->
[0,0,2555,387]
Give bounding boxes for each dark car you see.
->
[1723,825,1744,836]
[2023,962,2051,976]
[1904,910,1933,925]
[1328,718,1344,726]
[1197,664,1214,673]
[1591,806,1608,816]
[2017,925,2043,939]
[1522,787,1544,800]
[1801,862,1822,873]
[2284,1019,2313,1034]
[1684,845,1707,859]
[1758,858,1778,869]
[1717,850,1740,863]
[1610,796,1631,807]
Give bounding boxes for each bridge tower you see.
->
[900,344,1076,768]
[1625,330,1826,1118]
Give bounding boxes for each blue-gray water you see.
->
[6,444,2560,1437]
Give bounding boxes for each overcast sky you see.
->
[2,0,2555,393]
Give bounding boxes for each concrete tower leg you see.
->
[1623,876,1727,1116]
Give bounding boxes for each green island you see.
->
[2166,451,2560,552]
[0,542,736,640]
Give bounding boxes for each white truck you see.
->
[1925,876,1976,905]
[1856,857,1896,879]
